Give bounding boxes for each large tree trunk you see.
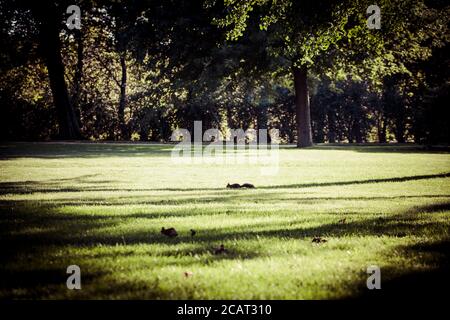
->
[118,53,128,140]
[293,65,313,147]
[34,3,82,140]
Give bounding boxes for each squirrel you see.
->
[214,244,228,255]
[312,236,327,243]
[226,183,255,189]
[161,227,178,237]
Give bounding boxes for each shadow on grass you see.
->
[259,172,450,190]
[2,199,449,248]
[1,172,450,195]
[0,267,107,299]
[356,240,450,300]
[1,187,449,298]
[303,143,450,154]
[1,142,450,160]
[0,142,173,159]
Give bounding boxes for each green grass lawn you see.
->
[1,142,449,299]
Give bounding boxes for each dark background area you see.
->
[0,0,449,145]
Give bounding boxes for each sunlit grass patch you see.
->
[0,142,449,299]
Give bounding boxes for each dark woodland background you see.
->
[1,0,449,145]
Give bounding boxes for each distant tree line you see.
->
[0,0,448,145]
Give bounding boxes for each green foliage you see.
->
[0,0,448,143]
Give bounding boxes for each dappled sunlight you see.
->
[1,143,449,298]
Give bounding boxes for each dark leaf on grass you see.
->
[312,236,327,243]
[161,227,178,237]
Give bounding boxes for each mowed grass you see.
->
[0,142,449,299]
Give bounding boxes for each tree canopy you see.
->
[0,0,448,145]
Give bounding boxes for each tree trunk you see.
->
[327,110,336,143]
[395,117,406,143]
[118,53,128,140]
[314,111,326,143]
[34,3,82,140]
[353,121,363,143]
[377,114,387,143]
[257,83,270,144]
[293,65,313,147]
[72,29,84,127]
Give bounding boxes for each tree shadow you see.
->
[0,267,107,299]
[260,172,450,190]
[356,240,450,300]
[2,171,449,195]
[2,198,449,249]
[1,143,449,161]
[0,142,173,159]
[300,143,450,154]
[0,174,123,195]
[1,178,449,298]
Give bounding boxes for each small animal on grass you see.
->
[227,183,241,189]
[226,183,256,189]
[312,236,327,243]
[214,244,228,255]
[184,271,193,278]
[161,227,178,238]
[338,218,347,224]
[190,229,196,237]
